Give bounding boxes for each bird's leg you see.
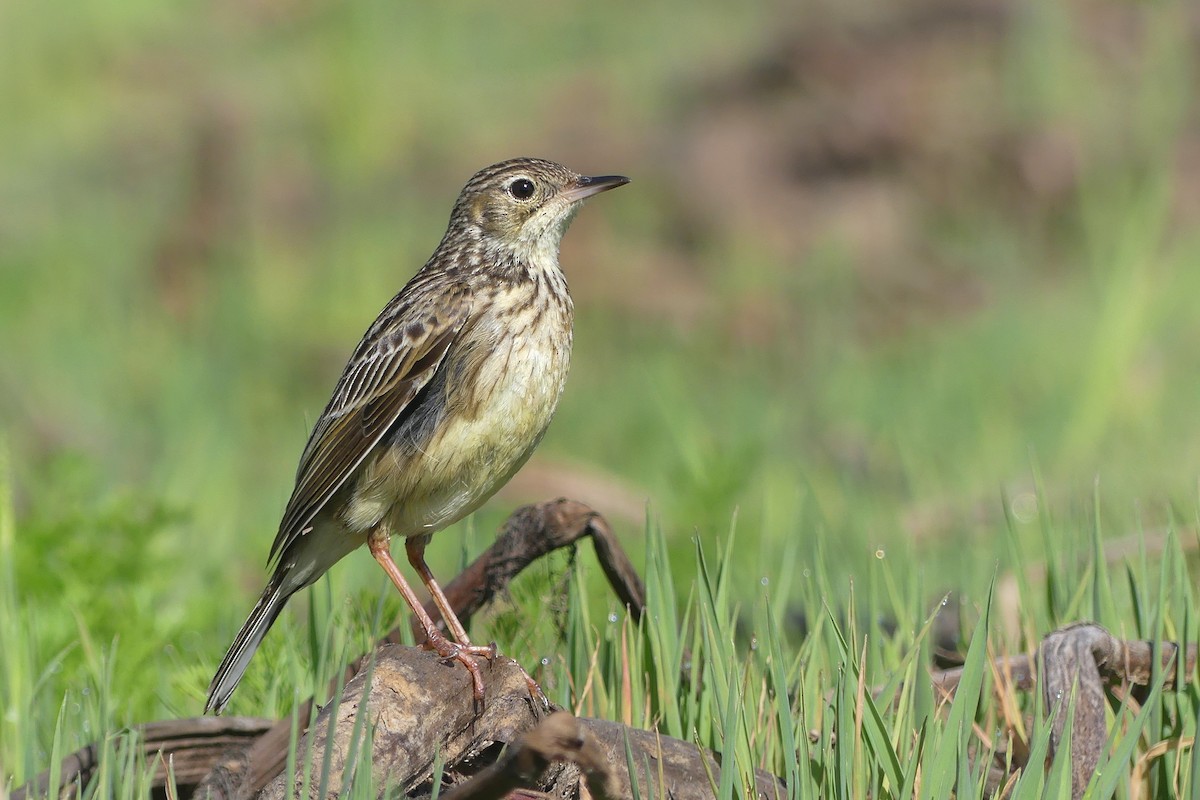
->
[406,534,550,709]
[367,527,486,708]
[404,534,495,657]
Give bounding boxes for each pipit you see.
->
[206,158,628,713]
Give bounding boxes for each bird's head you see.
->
[450,158,629,263]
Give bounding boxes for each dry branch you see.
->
[255,646,546,799]
[931,623,1198,696]
[199,498,645,799]
[252,646,785,800]
[413,498,646,640]
[14,499,637,800]
[436,710,618,800]
[931,622,1198,800]
[14,499,1200,800]
[9,717,273,800]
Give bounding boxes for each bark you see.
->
[12,500,1200,800]
[253,646,786,800]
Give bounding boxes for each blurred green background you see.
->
[2,0,1199,768]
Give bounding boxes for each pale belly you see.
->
[345,305,572,537]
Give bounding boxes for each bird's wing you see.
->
[268,280,472,565]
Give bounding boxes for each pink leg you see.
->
[406,535,549,708]
[368,528,487,709]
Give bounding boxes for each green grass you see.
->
[3,0,1200,795]
[6,463,1200,796]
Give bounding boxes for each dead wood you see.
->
[14,499,639,800]
[1038,623,1195,800]
[931,622,1197,800]
[253,645,785,800]
[14,497,1200,800]
[931,623,1198,697]
[435,710,618,800]
[255,645,546,799]
[9,716,273,800]
[193,498,645,799]
[413,498,646,640]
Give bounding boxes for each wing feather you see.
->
[267,280,471,564]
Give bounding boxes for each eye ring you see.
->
[508,177,536,200]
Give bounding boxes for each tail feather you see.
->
[206,580,289,714]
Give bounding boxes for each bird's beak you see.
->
[562,174,630,202]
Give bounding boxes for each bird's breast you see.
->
[372,281,573,535]
[453,281,573,424]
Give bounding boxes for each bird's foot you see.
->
[422,630,495,712]
[516,663,551,712]
[421,632,549,714]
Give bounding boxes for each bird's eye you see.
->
[508,178,536,200]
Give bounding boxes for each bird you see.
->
[205,158,629,714]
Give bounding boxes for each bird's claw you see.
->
[422,633,490,711]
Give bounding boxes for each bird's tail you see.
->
[205,578,289,714]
